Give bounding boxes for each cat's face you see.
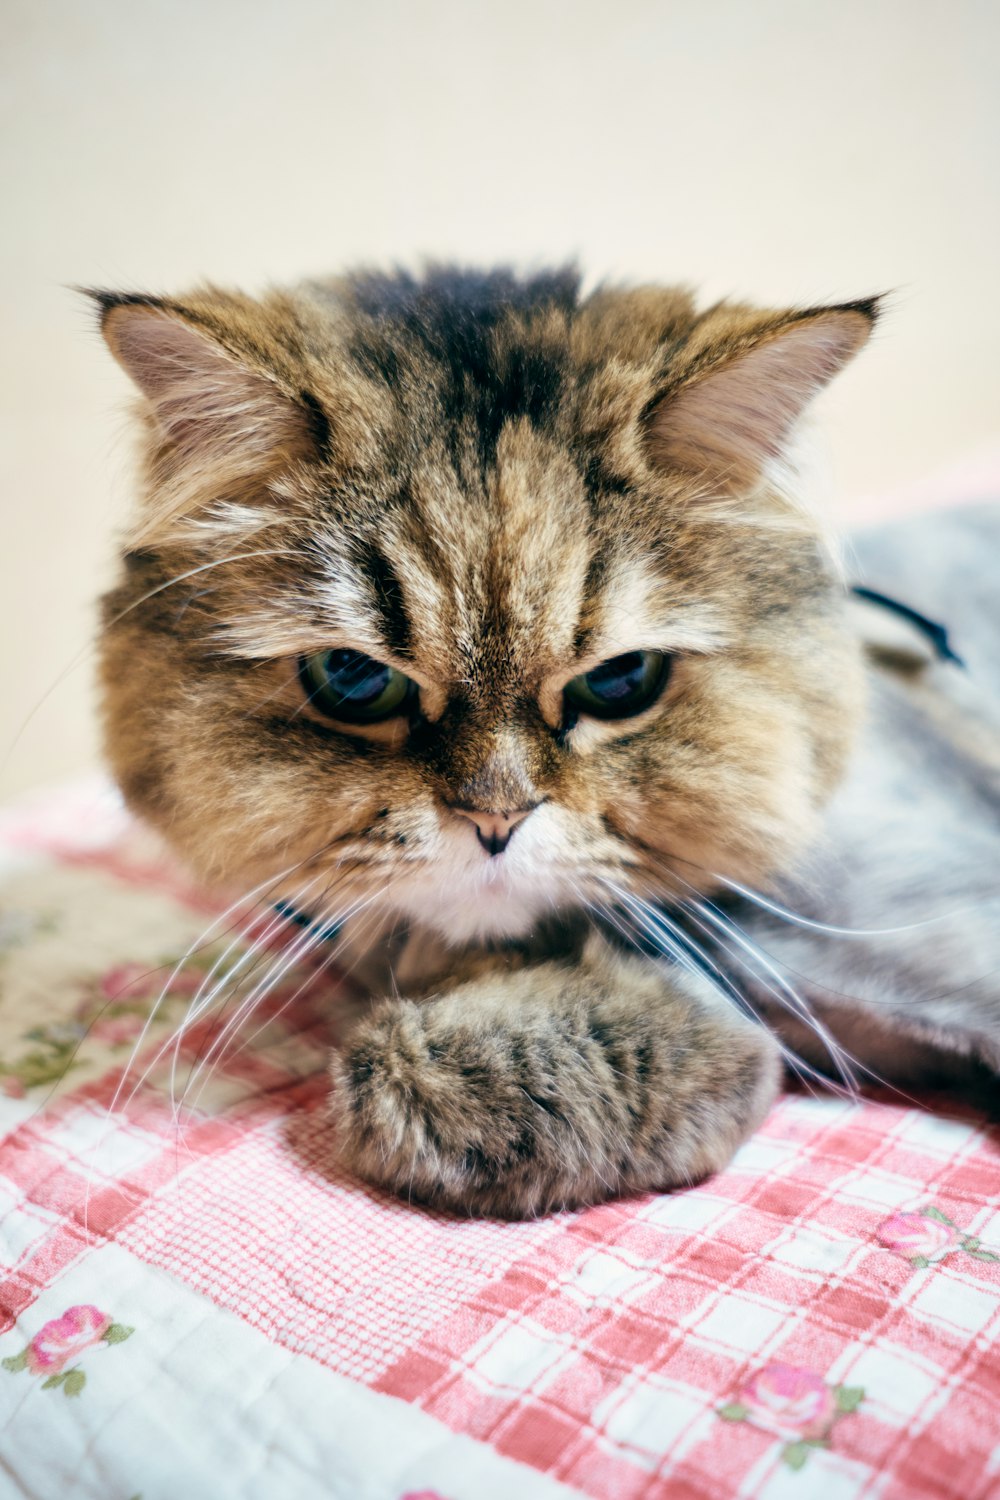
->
[96,270,872,943]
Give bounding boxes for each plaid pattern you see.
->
[1,783,999,1499]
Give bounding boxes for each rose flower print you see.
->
[878,1207,999,1268]
[720,1362,863,1470]
[2,1304,134,1396]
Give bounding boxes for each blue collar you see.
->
[850,586,964,667]
[273,899,344,944]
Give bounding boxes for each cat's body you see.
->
[740,507,1000,1088]
[93,267,1000,1217]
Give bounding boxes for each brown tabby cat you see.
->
[92,268,1000,1218]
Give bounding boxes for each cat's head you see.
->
[94,268,875,943]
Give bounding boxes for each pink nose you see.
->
[451,805,536,856]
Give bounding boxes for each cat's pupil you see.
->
[321,650,390,705]
[585,653,647,701]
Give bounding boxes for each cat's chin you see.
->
[387,860,574,946]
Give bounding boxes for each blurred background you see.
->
[2,0,998,798]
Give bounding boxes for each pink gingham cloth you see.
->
[1,780,999,1500]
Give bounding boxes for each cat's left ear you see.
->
[93,291,318,464]
[88,290,322,543]
[646,299,879,493]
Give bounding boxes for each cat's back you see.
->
[733,503,1000,1083]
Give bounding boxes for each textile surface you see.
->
[1,782,999,1500]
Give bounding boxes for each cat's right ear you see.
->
[88,291,319,544]
[644,300,879,497]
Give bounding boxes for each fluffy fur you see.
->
[92,267,1000,1217]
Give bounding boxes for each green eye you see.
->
[299,650,417,723]
[564,650,670,720]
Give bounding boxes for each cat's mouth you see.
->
[270,802,631,947]
[372,804,636,946]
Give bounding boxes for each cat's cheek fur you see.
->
[328,935,781,1218]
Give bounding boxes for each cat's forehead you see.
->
[378,420,595,666]
[280,418,728,699]
[304,419,597,682]
[224,334,731,677]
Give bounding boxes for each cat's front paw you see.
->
[330,994,543,1216]
[329,946,780,1217]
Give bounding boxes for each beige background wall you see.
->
[2,0,998,799]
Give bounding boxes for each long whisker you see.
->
[674,897,860,1098]
[619,836,1000,1013]
[164,866,359,1118]
[192,884,395,1110]
[599,884,741,999]
[598,882,834,1095]
[709,870,977,939]
[2,548,299,775]
[107,849,331,1120]
[614,870,857,1092]
[164,872,335,1121]
[113,870,327,1124]
[79,872,304,1234]
[685,895,932,1106]
[163,893,346,1185]
[602,882,725,991]
[114,831,376,1119]
[624,833,978,942]
[179,880,385,1113]
[684,895,860,1099]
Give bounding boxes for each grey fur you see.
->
[731,504,1000,1091]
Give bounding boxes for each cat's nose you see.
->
[450,805,536,856]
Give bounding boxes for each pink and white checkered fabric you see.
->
[1,781,998,1499]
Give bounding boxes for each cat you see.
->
[92,267,1000,1218]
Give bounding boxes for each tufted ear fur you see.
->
[92,293,318,545]
[646,301,878,495]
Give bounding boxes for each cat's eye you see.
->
[299,649,418,722]
[563,650,670,720]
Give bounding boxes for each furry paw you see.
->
[330,944,780,1217]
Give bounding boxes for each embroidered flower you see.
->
[738,1363,835,1442]
[25,1306,112,1375]
[720,1363,863,1470]
[877,1207,999,1267]
[3,1304,134,1396]
[878,1211,957,1263]
[0,1075,26,1099]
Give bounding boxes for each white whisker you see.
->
[129,869,329,1122]
[599,882,833,1095]
[167,876,347,1119]
[686,896,861,1099]
[108,852,327,1120]
[674,898,852,1098]
[178,878,387,1114]
[710,871,970,939]
[199,884,396,1108]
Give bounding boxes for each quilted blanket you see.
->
[1,780,999,1500]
